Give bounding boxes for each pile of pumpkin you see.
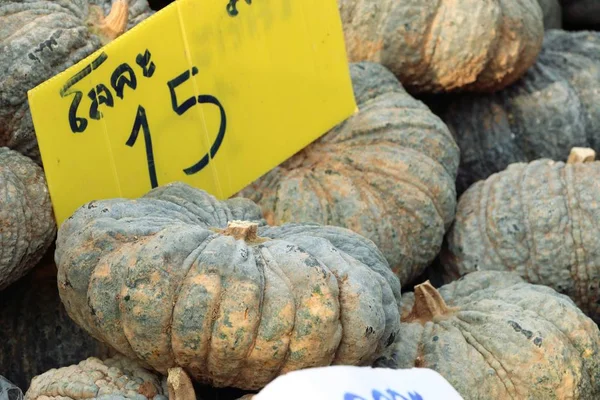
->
[1,0,600,399]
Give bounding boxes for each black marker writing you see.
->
[344,389,423,400]
[126,105,158,188]
[167,66,227,175]
[227,0,252,16]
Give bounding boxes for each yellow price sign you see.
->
[27,0,357,227]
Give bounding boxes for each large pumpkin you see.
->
[24,355,170,400]
[0,0,153,162]
[441,148,600,324]
[440,29,600,194]
[375,271,600,399]
[0,147,55,291]
[237,62,459,286]
[54,182,402,391]
[337,0,544,93]
[0,258,112,390]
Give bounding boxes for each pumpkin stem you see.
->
[403,281,452,324]
[567,147,596,164]
[95,0,129,42]
[167,367,196,400]
[222,220,260,241]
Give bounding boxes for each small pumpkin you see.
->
[337,0,544,93]
[441,147,600,324]
[561,0,600,29]
[24,354,170,400]
[0,147,56,291]
[538,0,563,29]
[0,0,153,162]
[0,258,113,390]
[440,29,600,194]
[237,61,459,286]
[54,182,402,390]
[375,271,600,399]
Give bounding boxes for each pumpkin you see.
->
[237,62,459,286]
[24,355,170,400]
[440,29,600,195]
[54,181,402,391]
[0,376,22,400]
[561,0,600,29]
[374,271,600,399]
[441,147,600,325]
[538,0,563,29]
[0,258,113,390]
[0,147,56,291]
[0,0,153,162]
[337,0,545,94]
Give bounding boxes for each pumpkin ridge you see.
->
[306,170,337,225]
[452,316,518,398]
[478,169,514,272]
[414,0,444,88]
[518,161,538,283]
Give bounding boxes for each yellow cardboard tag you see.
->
[27,0,357,227]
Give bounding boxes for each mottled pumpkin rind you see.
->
[538,0,563,29]
[0,147,56,290]
[237,61,459,286]
[375,270,600,400]
[0,0,153,161]
[338,0,545,93]
[441,29,600,195]
[441,158,600,324]
[24,354,167,400]
[54,182,402,391]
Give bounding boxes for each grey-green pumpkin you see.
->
[0,147,56,291]
[441,29,600,195]
[375,271,600,399]
[0,0,153,162]
[237,61,459,286]
[54,182,402,391]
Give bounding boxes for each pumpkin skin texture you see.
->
[0,0,153,162]
[538,0,563,29]
[0,259,113,391]
[374,271,600,400]
[0,147,56,291]
[337,0,545,94]
[24,355,169,400]
[441,29,600,195]
[441,149,600,324]
[237,62,459,286]
[54,182,402,391]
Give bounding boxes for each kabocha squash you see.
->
[441,148,600,324]
[54,182,402,391]
[561,0,600,29]
[237,62,459,286]
[538,0,563,29]
[24,355,170,400]
[0,259,113,390]
[0,0,153,162]
[337,0,545,93]
[441,29,600,194]
[375,271,600,400]
[0,147,55,291]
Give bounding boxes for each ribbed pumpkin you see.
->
[54,182,402,391]
[337,0,544,93]
[25,355,169,400]
[0,0,153,162]
[440,29,600,194]
[0,147,55,291]
[561,0,600,29]
[441,148,600,324]
[375,271,600,400]
[237,62,459,286]
[538,0,563,29]
[0,258,112,390]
